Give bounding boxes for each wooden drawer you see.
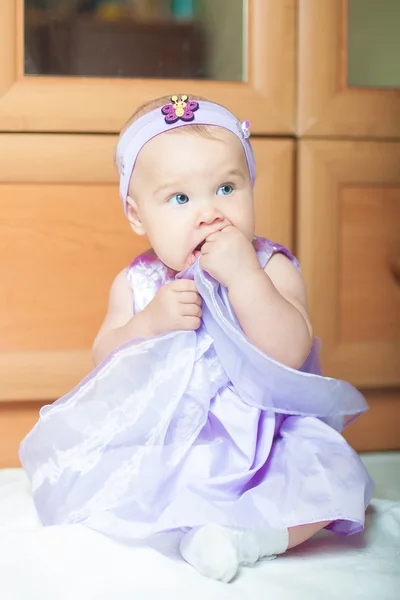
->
[297,140,400,387]
[0,134,294,401]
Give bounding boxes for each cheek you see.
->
[148,213,186,247]
[230,199,254,237]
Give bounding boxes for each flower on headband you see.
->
[161,95,199,124]
[116,153,125,176]
[241,120,251,139]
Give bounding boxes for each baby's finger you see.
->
[181,303,202,318]
[180,316,201,331]
[179,291,202,305]
[172,279,197,292]
[199,255,211,272]
[200,240,212,254]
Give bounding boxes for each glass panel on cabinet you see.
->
[347,0,400,88]
[24,0,246,81]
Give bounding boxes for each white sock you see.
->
[230,526,289,564]
[179,524,289,583]
[229,529,289,565]
[180,524,239,583]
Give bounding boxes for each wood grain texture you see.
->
[252,138,294,249]
[0,135,294,401]
[343,390,400,453]
[0,0,295,133]
[0,401,46,469]
[340,188,400,343]
[0,183,140,352]
[0,351,93,403]
[297,0,400,138]
[297,140,400,386]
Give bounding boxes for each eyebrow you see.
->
[223,168,246,180]
[153,182,180,196]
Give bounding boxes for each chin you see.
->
[154,247,192,273]
[159,256,182,273]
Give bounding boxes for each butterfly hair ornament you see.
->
[161,95,199,123]
[116,95,255,214]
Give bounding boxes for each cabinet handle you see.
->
[389,254,400,283]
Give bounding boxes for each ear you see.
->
[126,196,146,236]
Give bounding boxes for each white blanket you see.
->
[0,453,399,600]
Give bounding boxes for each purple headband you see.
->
[116,95,256,213]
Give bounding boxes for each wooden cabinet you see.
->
[296,1,400,452]
[0,135,294,402]
[298,140,400,387]
[298,0,400,138]
[0,0,296,134]
[0,0,399,464]
[0,0,297,464]
[343,390,400,453]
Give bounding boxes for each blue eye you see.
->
[217,184,234,196]
[168,193,189,205]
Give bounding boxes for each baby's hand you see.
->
[143,279,202,336]
[200,226,261,288]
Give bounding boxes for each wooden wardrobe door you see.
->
[0,0,295,134]
[298,0,400,138]
[0,402,46,468]
[0,134,137,401]
[0,135,294,402]
[252,139,294,250]
[343,391,400,453]
[297,140,400,387]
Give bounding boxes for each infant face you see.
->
[128,127,255,272]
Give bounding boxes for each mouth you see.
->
[194,240,206,252]
[193,227,222,253]
[189,238,206,266]
[190,225,227,265]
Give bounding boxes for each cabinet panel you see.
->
[298,0,400,138]
[0,402,46,469]
[297,140,400,386]
[0,135,293,401]
[340,188,400,343]
[343,390,400,453]
[0,183,141,352]
[252,139,294,249]
[0,0,296,134]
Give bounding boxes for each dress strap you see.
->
[126,248,174,314]
[253,237,300,271]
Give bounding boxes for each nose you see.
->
[197,203,224,227]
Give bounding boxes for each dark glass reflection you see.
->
[24,0,244,81]
[347,0,400,88]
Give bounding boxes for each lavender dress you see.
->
[20,238,373,543]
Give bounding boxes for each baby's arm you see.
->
[228,252,313,369]
[92,269,153,366]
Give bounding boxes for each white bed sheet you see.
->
[0,453,399,600]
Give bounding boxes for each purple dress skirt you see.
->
[19,237,374,544]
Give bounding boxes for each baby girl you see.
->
[20,94,373,583]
